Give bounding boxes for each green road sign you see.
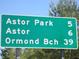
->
[1,15,78,49]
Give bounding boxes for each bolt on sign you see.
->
[1,15,78,49]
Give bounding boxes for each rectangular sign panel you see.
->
[1,15,78,49]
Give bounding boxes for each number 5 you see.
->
[68,21,72,27]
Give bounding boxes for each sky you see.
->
[0,0,79,47]
[0,0,49,47]
[0,0,49,16]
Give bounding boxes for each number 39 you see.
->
[64,39,73,45]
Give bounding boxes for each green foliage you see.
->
[2,49,9,59]
[49,0,79,59]
[49,0,79,19]
[8,48,15,59]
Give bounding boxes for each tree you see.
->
[49,0,79,59]
[2,49,9,59]
[7,48,15,59]
[49,0,79,19]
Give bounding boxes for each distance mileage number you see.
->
[64,21,74,45]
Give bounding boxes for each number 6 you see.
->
[68,30,73,36]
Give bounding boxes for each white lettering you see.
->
[6,37,11,44]
[5,37,39,45]
[6,18,11,24]
[34,19,53,26]
[6,28,12,34]
[6,28,30,35]
[44,38,58,45]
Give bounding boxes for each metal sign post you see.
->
[61,49,64,59]
[15,48,20,59]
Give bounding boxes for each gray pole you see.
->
[15,48,17,59]
[61,49,64,59]
[15,48,20,59]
